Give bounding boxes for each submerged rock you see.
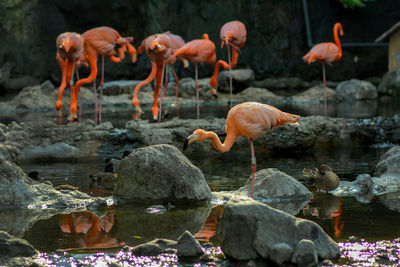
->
[217,199,340,264]
[114,144,212,205]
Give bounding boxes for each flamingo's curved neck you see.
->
[205,131,237,153]
[333,24,342,60]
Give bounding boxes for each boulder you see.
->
[288,85,341,103]
[131,238,177,256]
[235,87,284,102]
[216,69,255,93]
[217,199,340,263]
[179,77,215,100]
[252,77,315,91]
[375,146,400,177]
[378,67,400,97]
[176,231,204,257]
[114,144,212,205]
[102,80,151,96]
[336,79,377,100]
[236,168,312,201]
[0,231,37,258]
[291,239,318,267]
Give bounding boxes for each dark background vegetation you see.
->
[0,0,398,93]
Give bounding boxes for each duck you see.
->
[303,164,340,192]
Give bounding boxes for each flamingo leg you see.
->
[228,45,233,108]
[322,63,327,116]
[93,79,98,124]
[99,55,104,123]
[250,138,256,199]
[158,62,166,123]
[171,65,180,116]
[195,63,200,119]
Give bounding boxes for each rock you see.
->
[8,84,54,110]
[217,199,339,263]
[179,77,215,100]
[102,80,151,96]
[131,238,177,256]
[19,142,84,161]
[236,168,312,201]
[288,85,341,103]
[216,69,255,93]
[378,67,400,97]
[235,87,284,102]
[114,144,212,205]
[336,79,377,100]
[0,231,37,258]
[3,75,40,93]
[0,158,109,209]
[291,239,318,267]
[375,146,400,177]
[252,77,315,92]
[0,63,13,89]
[269,243,293,265]
[176,231,203,257]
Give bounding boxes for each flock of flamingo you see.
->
[56,21,343,198]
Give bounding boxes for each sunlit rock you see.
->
[114,144,212,205]
[237,168,312,201]
[336,79,377,100]
[375,146,400,177]
[217,198,339,264]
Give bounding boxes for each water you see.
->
[1,100,400,265]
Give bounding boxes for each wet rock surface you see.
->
[0,231,39,267]
[217,198,340,264]
[114,144,212,205]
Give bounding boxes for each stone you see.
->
[375,146,400,177]
[269,243,293,265]
[131,238,177,256]
[378,67,400,97]
[235,87,284,102]
[0,231,37,258]
[114,144,212,205]
[336,79,377,100]
[288,85,342,103]
[4,76,40,93]
[291,239,318,267]
[102,80,151,96]
[176,231,203,257]
[179,77,215,100]
[216,69,255,93]
[236,168,312,201]
[217,199,339,262]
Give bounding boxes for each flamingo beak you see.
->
[211,88,218,98]
[183,134,193,151]
[183,59,189,68]
[63,40,71,53]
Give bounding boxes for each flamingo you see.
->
[131,33,173,121]
[70,26,137,123]
[173,33,216,119]
[161,32,186,117]
[183,102,300,199]
[55,32,87,117]
[209,21,246,107]
[303,22,343,116]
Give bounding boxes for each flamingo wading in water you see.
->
[210,21,246,107]
[132,33,174,121]
[55,32,86,117]
[70,26,137,123]
[183,102,300,199]
[173,33,216,119]
[303,22,343,116]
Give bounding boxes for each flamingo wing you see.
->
[303,42,339,63]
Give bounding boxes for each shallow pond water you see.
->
[1,100,400,265]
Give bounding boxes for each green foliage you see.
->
[338,0,374,9]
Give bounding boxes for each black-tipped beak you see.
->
[213,94,218,99]
[183,137,190,151]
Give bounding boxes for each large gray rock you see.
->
[176,231,204,257]
[216,69,255,93]
[114,144,212,205]
[0,231,37,258]
[336,79,377,100]
[236,168,312,201]
[378,67,400,97]
[0,158,109,209]
[375,146,400,177]
[217,199,340,264]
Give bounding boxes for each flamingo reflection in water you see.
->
[59,207,124,249]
